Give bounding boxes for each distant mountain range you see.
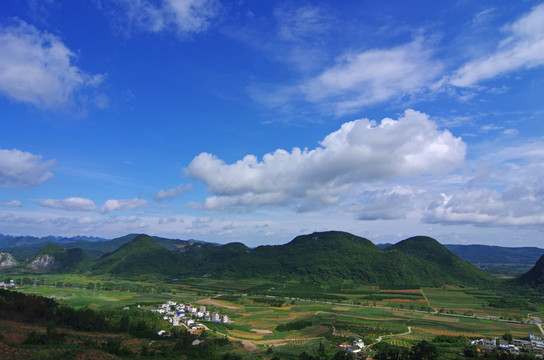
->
[0,233,213,261]
[378,243,544,273]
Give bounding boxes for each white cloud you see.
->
[0,20,104,108]
[109,0,219,36]
[301,39,442,114]
[38,197,96,211]
[0,200,22,207]
[0,211,152,238]
[100,198,148,213]
[153,184,193,201]
[425,183,544,227]
[186,109,465,211]
[502,128,519,137]
[450,3,544,87]
[158,216,182,224]
[424,139,544,227]
[346,186,440,221]
[274,5,328,42]
[479,123,503,132]
[0,147,55,188]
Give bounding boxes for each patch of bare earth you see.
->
[242,340,258,351]
[423,315,459,322]
[304,325,330,338]
[0,342,40,359]
[71,349,120,360]
[1,333,27,344]
[196,298,242,310]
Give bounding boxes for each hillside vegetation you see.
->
[513,254,544,296]
[1,232,502,289]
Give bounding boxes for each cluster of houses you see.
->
[337,339,365,354]
[152,301,229,331]
[471,333,544,357]
[0,279,15,289]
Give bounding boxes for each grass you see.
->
[17,285,204,310]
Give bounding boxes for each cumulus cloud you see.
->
[346,187,440,221]
[0,147,55,188]
[108,0,220,36]
[450,3,544,87]
[38,197,96,211]
[301,39,442,114]
[0,200,22,207]
[425,180,544,227]
[423,139,544,227]
[100,198,147,213]
[153,184,193,201]
[186,109,465,211]
[0,20,104,108]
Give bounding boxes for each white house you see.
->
[211,312,220,322]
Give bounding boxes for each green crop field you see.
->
[6,274,543,359]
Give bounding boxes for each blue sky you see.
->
[1,0,543,247]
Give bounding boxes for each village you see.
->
[470,333,544,357]
[0,279,16,289]
[151,300,229,336]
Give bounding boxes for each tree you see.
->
[502,332,513,343]
[333,351,355,360]
[119,314,129,332]
[221,353,242,360]
[299,351,320,360]
[411,340,438,360]
[463,344,479,358]
[373,342,410,360]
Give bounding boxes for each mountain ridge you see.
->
[80,231,496,288]
[1,231,542,292]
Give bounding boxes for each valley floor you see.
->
[1,275,543,359]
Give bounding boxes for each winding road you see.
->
[367,326,412,349]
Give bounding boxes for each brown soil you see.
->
[196,298,243,310]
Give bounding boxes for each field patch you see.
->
[422,315,460,323]
[197,298,243,310]
[228,329,264,340]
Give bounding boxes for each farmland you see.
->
[3,274,543,358]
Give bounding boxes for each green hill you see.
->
[62,234,200,259]
[385,236,495,287]
[174,231,495,287]
[91,234,187,277]
[63,234,141,259]
[78,231,497,287]
[516,254,544,291]
[26,243,92,273]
